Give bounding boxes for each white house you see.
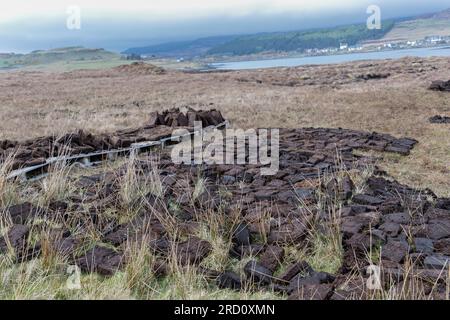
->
[339,42,348,50]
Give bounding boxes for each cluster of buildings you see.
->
[371,35,450,50]
[304,43,364,56]
[303,35,450,57]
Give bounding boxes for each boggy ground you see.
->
[0,56,449,196]
[0,57,449,299]
[0,109,449,300]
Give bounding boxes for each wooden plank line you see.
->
[7,121,228,182]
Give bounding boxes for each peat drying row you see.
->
[1,108,227,180]
[0,109,449,300]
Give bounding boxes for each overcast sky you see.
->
[1,0,449,52]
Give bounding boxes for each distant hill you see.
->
[124,22,394,58]
[432,8,450,19]
[0,47,119,68]
[122,35,237,58]
[208,21,394,56]
[382,8,450,41]
[419,8,450,20]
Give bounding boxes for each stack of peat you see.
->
[0,108,226,170]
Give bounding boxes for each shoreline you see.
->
[206,45,450,70]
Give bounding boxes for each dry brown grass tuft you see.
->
[0,153,20,208]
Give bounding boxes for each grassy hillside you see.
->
[0,47,120,69]
[207,21,395,56]
[380,8,450,41]
[382,17,450,41]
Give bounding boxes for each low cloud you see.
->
[0,0,448,52]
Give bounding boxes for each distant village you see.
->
[303,35,450,56]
